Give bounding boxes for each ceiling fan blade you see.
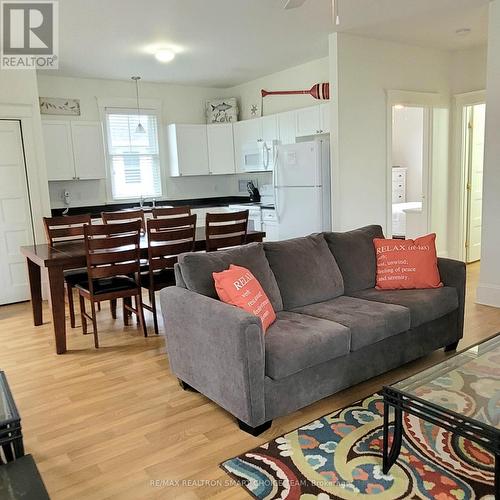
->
[284,0,307,10]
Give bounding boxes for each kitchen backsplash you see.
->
[48,172,272,209]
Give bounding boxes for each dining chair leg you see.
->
[90,300,99,348]
[123,297,132,326]
[66,282,76,328]
[110,298,117,319]
[79,294,88,335]
[136,293,148,337]
[97,302,101,311]
[150,290,159,335]
[135,296,140,324]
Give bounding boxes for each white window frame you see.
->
[98,98,165,203]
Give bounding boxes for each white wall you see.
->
[449,46,488,96]
[37,75,270,208]
[329,33,451,244]
[228,57,329,120]
[477,0,500,307]
[392,107,424,203]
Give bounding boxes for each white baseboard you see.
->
[476,283,500,308]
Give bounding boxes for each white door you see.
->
[175,125,209,176]
[277,111,297,145]
[42,121,76,180]
[71,121,106,180]
[276,142,320,187]
[466,104,485,263]
[0,121,34,305]
[296,106,321,137]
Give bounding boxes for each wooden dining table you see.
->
[20,228,266,355]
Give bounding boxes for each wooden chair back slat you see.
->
[205,210,249,252]
[87,234,138,250]
[43,214,91,245]
[152,206,191,219]
[146,215,197,275]
[89,262,140,279]
[101,210,145,232]
[83,221,141,285]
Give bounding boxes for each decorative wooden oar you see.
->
[261,82,330,100]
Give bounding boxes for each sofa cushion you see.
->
[323,225,384,293]
[177,243,283,312]
[348,287,459,328]
[264,234,344,310]
[291,296,410,352]
[265,311,350,380]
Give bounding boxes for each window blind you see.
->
[105,110,162,200]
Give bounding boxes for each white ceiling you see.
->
[44,0,489,88]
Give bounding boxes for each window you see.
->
[105,109,162,200]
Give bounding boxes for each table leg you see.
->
[27,257,43,326]
[47,266,67,354]
[382,400,403,474]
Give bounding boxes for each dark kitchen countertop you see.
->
[51,196,253,218]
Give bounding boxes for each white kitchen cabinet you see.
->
[43,121,75,181]
[233,118,263,173]
[206,123,235,175]
[70,122,106,180]
[296,104,330,137]
[43,120,106,181]
[168,124,210,176]
[277,111,297,145]
[296,105,321,137]
[320,103,330,134]
[261,115,278,144]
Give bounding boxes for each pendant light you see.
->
[131,76,146,134]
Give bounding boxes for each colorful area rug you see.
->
[221,393,495,499]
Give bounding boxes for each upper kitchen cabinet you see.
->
[320,103,330,134]
[168,124,210,177]
[261,115,278,144]
[70,122,106,180]
[295,104,330,137]
[43,121,75,181]
[277,110,297,145]
[206,123,235,175]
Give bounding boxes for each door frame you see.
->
[0,103,51,245]
[385,90,449,238]
[453,90,486,262]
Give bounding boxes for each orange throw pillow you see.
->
[213,265,276,332]
[373,234,443,290]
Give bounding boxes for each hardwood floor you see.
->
[0,262,499,499]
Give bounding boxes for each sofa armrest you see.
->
[438,258,466,338]
[160,286,266,427]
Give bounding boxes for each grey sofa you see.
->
[160,226,466,435]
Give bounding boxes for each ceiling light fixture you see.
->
[155,48,175,63]
[131,76,146,134]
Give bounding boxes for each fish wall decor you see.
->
[206,97,239,123]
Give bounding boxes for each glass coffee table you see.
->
[382,334,499,498]
[0,372,24,463]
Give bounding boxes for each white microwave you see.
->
[241,140,277,172]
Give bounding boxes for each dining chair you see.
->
[205,210,249,252]
[152,206,191,219]
[141,214,197,335]
[101,209,146,233]
[43,214,92,328]
[75,220,147,348]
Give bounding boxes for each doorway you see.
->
[391,105,427,239]
[463,103,486,263]
[0,120,35,305]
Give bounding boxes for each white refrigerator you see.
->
[273,140,331,240]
